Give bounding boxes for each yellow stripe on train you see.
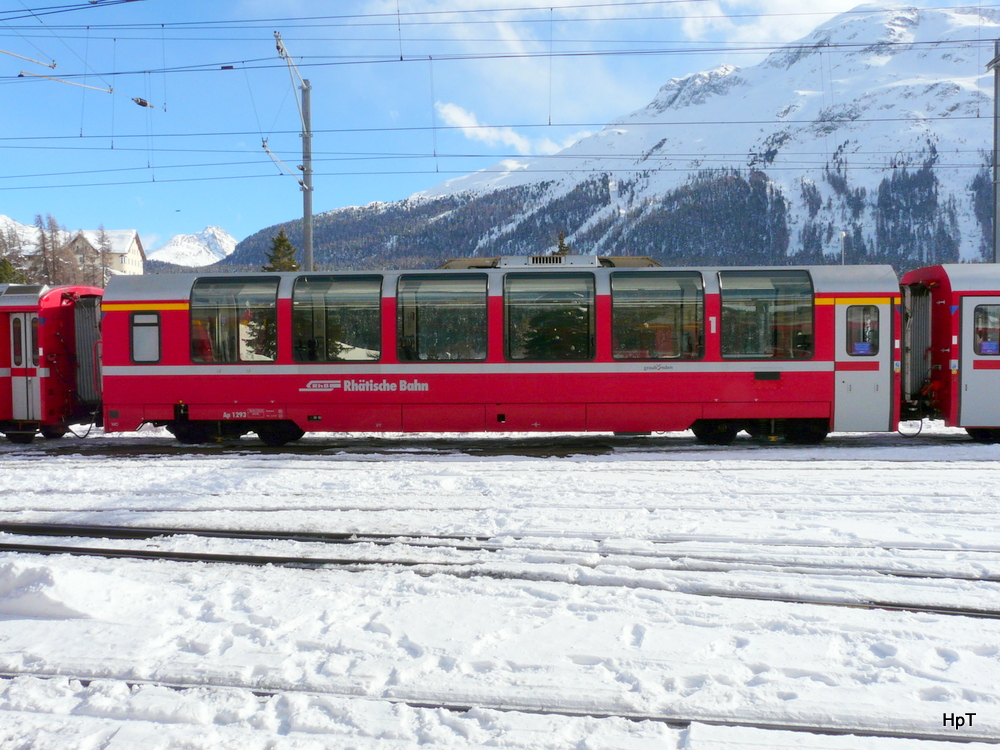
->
[101,303,190,311]
[815,297,899,306]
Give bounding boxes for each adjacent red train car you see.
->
[0,283,103,443]
[99,256,901,445]
[901,264,1000,441]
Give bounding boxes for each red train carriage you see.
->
[901,264,1000,442]
[0,283,103,443]
[99,256,901,446]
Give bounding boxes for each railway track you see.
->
[0,670,995,745]
[0,430,982,459]
[3,521,1000,575]
[1,522,998,620]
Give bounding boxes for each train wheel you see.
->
[166,422,214,445]
[784,419,829,445]
[39,426,67,440]
[255,421,305,447]
[691,420,739,445]
[967,428,1000,443]
[4,432,35,444]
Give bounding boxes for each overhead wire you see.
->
[7,2,998,31]
[0,37,993,85]
[0,0,994,213]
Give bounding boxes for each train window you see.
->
[292,276,382,362]
[130,312,161,363]
[30,317,39,367]
[190,278,280,363]
[611,272,703,359]
[846,305,879,356]
[11,317,22,367]
[397,275,488,361]
[505,273,595,361]
[719,271,813,359]
[974,305,1000,356]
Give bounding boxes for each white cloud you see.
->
[435,102,534,154]
[677,0,869,47]
[435,102,593,155]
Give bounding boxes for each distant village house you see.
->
[63,230,146,279]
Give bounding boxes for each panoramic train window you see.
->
[130,312,161,363]
[292,276,382,362]
[611,272,703,359]
[505,273,595,361]
[846,305,879,356]
[719,271,813,359]
[397,274,488,361]
[974,305,1000,356]
[190,277,280,363]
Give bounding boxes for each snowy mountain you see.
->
[228,5,998,271]
[0,214,41,249]
[147,227,237,267]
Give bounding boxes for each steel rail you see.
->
[0,537,998,620]
[0,670,994,745]
[0,522,998,583]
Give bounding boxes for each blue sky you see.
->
[0,0,985,249]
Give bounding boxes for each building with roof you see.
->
[63,230,146,281]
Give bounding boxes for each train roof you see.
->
[103,260,900,302]
[902,263,1000,292]
[0,284,48,307]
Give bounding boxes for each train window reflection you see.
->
[11,317,22,367]
[190,277,279,363]
[397,275,487,362]
[30,317,39,367]
[974,305,1000,356]
[505,273,595,361]
[131,312,161,363]
[611,272,703,360]
[293,276,382,362]
[846,305,879,356]
[719,271,813,359]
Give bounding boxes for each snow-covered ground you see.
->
[0,424,998,748]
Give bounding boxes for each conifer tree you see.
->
[556,231,572,255]
[0,225,28,282]
[262,229,301,272]
[0,257,27,283]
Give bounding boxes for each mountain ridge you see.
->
[206,6,1000,271]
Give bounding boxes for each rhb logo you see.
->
[298,378,429,393]
[299,380,342,392]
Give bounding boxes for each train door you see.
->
[833,300,893,431]
[959,297,1000,426]
[9,312,40,421]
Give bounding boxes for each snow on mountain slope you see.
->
[0,215,40,248]
[416,5,998,261]
[147,227,237,267]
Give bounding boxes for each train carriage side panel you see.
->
[811,266,899,433]
[900,264,1000,431]
[903,264,1000,431]
[101,274,201,432]
[1,284,102,442]
[100,261,899,443]
[0,285,13,424]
